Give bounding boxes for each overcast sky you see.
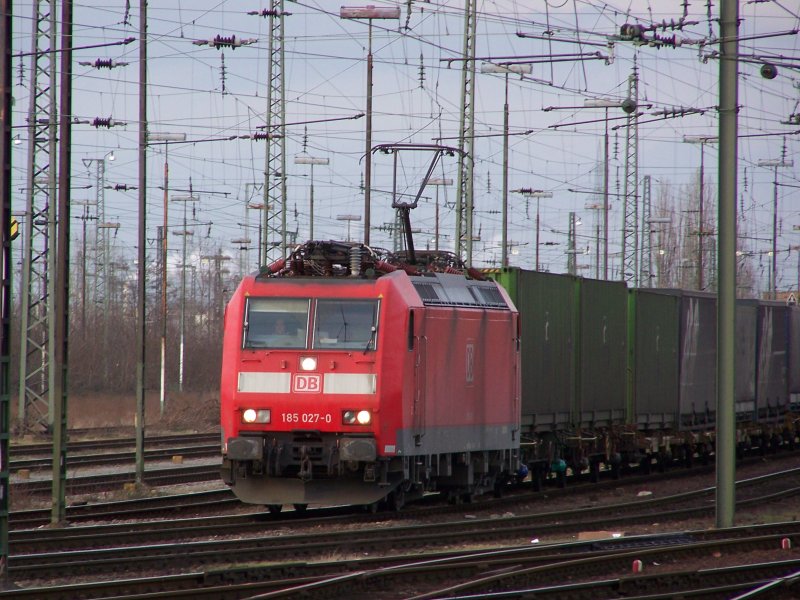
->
[10,0,800,292]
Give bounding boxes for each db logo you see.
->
[293,374,321,393]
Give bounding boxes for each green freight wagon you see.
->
[488,267,629,481]
[755,301,792,422]
[790,305,800,407]
[630,290,758,432]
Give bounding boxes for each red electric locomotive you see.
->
[220,241,521,510]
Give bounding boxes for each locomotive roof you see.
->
[409,272,510,309]
[257,240,512,310]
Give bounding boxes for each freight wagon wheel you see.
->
[267,504,283,514]
[529,465,544,491]
[682,445,694,468]
[293,503,308,513]
[589,459,600,483]
[447,491,463,505]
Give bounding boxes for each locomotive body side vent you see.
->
[414,283,445,304]
[472,285,507,307]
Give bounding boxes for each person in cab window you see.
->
[274,318,288,336]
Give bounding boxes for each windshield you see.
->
[313,299,379,350]
[243,298,309,349]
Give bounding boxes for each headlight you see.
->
[242,408,270,424]
[299,355,318,371]
[343,409,371,425]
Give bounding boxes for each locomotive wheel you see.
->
[493,478,505,498]
[293,503,308,513]
[388,488,405,511]
[267,504,283,514]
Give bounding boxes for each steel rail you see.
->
[6,483,800,581]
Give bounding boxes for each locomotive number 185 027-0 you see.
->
[281,412,333,424]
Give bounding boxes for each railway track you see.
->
[10,432,219,469]
[9,465,800,555]
[4,522,800,598]
[10,488,237,530]
[8,432,222,497]
[0,446,757,529]
[11,463,222,496]
[3,466,799,589]
[9,447,798,527]
[11,432,219,456]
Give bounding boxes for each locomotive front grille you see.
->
[227,431,377,480]
[290,432,325,463]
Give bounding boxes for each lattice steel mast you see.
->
[18,0,58,432]
[640,174,652,286]
[455,0,477,265]
[93,161,108,319]
[621,59,639,285]
[259,2,287,266]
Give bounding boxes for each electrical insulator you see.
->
[248,9,281,17]
[213,35,236,49]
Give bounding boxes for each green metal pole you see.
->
[52,0,73,526]
[716,0,738,529]
[135,0,147,484]
[501,74,509,267]
[0,0,13,581]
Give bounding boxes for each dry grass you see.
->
[79,391,219,432]
[11,391,220,434]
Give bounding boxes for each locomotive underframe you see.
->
[222,430,519,506]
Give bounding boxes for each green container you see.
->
[735,300,757,420]
[790,306,800,399]
[630,288,681,429]
[493,268,577,430]
[577,278,628,427]
[755,301,790,420]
